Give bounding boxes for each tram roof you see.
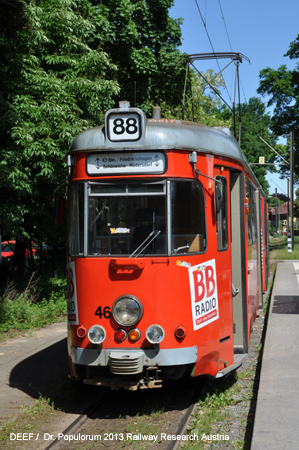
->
[71,119,246,161]
[70,118,263,191]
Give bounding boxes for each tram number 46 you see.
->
[95,306,112,319]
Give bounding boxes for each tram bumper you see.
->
[71,345,198,390]
[71,345,197,368]
[83,366,162,391]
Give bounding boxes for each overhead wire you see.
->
[195,0,232,102]
[218,0,247,103]
[194,0,232,105]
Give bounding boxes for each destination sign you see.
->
[86,152,166,175]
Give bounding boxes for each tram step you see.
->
[215,353,248,379]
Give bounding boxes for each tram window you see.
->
[215,177,228,251]
[170,180,206,254]
[68,183,84,255]
[87,183,166,256]
[246,180,258,246]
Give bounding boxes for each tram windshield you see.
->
[68,180,206,257]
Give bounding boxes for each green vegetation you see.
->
[269,235,299,259]
[0,272,66,341]
[0,395,62,445]
[220,97,278,191]
[258,34,299,184]
[1,0,290,277]
[182,377,242,449]
[0,0,186,267]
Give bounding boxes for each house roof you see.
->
[270,202,291,215]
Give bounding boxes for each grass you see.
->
[0,272,66,341]
[269,235,299,259]
[181,376,241,449]
[124,410,163,448]
[0,395,62,445]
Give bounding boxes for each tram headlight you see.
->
[112,295,143,327]
[88,325,106,344]
[146,325,165,344]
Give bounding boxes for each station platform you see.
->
[251,260,299,450]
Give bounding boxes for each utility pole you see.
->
[275,188,278,233]
[287,178,290,236]
[290,129,294,250]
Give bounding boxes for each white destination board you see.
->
[87,152,166,175]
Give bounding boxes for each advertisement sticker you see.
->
[188,259,219,330]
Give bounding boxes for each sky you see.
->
[170,0,299,197]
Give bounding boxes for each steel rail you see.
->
[45,390,108,450]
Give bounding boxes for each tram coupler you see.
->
[139,366,162,389]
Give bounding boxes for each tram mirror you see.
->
[54,197,64,225]
[214,184,223,213]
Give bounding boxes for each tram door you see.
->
[213,167,234,350]
[230,171,249,354]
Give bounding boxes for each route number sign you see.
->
[107,112,142,142]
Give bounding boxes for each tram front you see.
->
[66,102,233,390]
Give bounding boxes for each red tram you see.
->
[66,101,269,390]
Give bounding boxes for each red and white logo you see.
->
[188,258,219,330]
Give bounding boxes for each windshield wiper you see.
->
[90,198,107,228]
[129,230,161,258]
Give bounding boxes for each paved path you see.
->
[251,260,299,450]
[0,322,67,427]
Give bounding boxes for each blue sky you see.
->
[170,0,299,196]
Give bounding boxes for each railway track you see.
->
[45,376,206,450]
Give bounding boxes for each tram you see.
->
[66,101,269,390]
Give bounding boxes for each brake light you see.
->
[115,329,127,342]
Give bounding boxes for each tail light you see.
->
[115,329,127,342]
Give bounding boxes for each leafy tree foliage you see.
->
[0,0,237,276]
[177,69,231,127]
[0,0,26,39]
[219,97,278,192]
[0,0,119,251]
[258,34,299,184]
[90,0,186,115]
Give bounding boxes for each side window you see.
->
[67,183,84,255]
[216,177,228,251]
[171,180,206,254]
[245,179,258,245]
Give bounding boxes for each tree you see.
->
[90,0,186,115]
[218,97,278,192]
[257,34,299,184]
[0,0,119,273]
[175,69,231,127]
